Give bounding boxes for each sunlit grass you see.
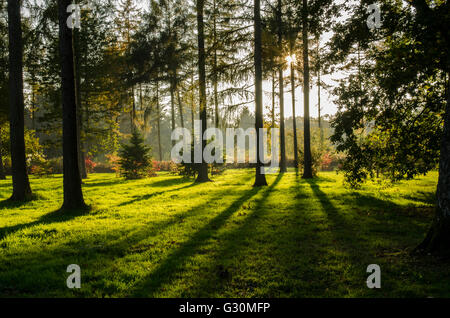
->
[0,169,448,297]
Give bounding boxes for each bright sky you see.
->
[262,69,340,119]
[262,31,345,119]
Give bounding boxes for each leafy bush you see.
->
[118,131,153,179]
[153,160,178,172]
[85,157,97,173]
[30,158,53,176]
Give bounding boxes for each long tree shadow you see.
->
[0,191,47,210]
[304,179,430,253]
[0,184,245,297]
[117,183,197,207]
[186,173,284,296]
[81,179,129,188]
[305,179,385,254]
[147,177,195,188]
[117,173,254,207]
[0,199,31,210]
[130,184,265,297]
[0,206,91,241]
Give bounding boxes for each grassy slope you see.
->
[0,170,448,298]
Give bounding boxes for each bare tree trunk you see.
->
[290,48,299,171]
[7,0,32,201]
[177,87,185,130]
[58,0,86,210]
[156,80,162,161]
[195,0,211,183]
[0,126,6,180]
[31,87,36,131]
[302,0,313,179]
[253,0,268,187]
[272,71,276,129]
[170,79,176,147]
[191,73,195,136]
[131,85,136,132]
[139,83,143,111]
[213,0,220,129]
[277,0,287,173]
[317,35,323,148]
[191,75,196,173]
[73,26,87,179]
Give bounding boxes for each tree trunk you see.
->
[73,26,87,179]
[213,0,220,129]
[302,0,313,179]
[277,0,287,173]
[191,76,196,172]
[0,127,6,180]
[290,51,299,170]
[253,0,268,187]
[177,87,185,130]
[7,0,32,201]
[31,87,36,130]
[131,85,136,132]
[317,35,323,148]
[170,78,176,147]
[191,73,195,136]
[416,80,450,257]
[58,0,86,210]
[272,71,276,129]
[156,80,163,161]
[195,0,211,183]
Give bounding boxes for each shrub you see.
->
[321,152,333,171]
[118,131,153,179]
[85,157,97,173]
[30,158,53,176]
[153,160,174,172]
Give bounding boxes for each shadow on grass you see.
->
[117,183,197,207]
[0,185,244,297]
[402,191,436,205]
[305,178,430,253]
[148,177,194,188]
[186,173,284,296]
[130,183,265,297]
[0,205,91,241]
[82,179,128,188]
[82,175,195,190]
[0,192,46,210]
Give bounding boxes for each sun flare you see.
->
[285,54,296,64]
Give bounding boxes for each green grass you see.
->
[0,169,448,298]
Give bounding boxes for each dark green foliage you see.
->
[329,0,447,188]
[119,130,153,179]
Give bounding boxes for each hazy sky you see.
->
[262,30,345,119]
[262,69,340,119]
